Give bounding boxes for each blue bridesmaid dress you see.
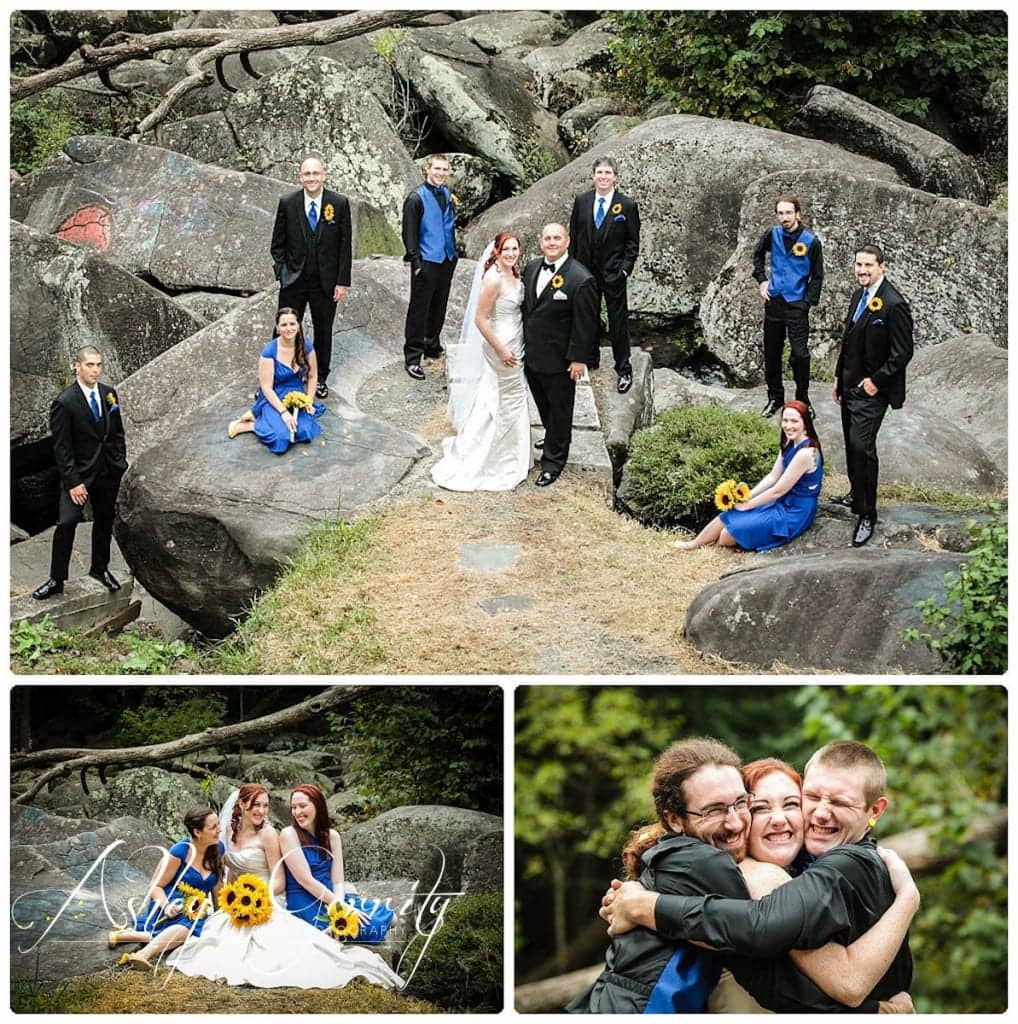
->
[720,438,823,552]
[135,838,222,938]
[252,338,325,453]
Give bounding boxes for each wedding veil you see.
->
[446,241,495,431]
[219,788,239,850]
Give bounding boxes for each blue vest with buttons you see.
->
[417,184,456,262]
[768,226,815,302]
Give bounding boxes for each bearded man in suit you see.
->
[522,223,600,487]
[33,346,128,599]
[270,154,352,400]
[832,245,914,548]
[568,156,641,393]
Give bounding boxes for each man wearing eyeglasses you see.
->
[602,740,913,1011]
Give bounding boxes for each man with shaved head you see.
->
[521,223,599,486]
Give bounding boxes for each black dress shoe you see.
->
[617,371,633,394]
[89,569,122,591]
[315,382,329,399]
[32,578,64,600]
[405,363,425,381]
[831,492,854,508]
[851,515,875,547]
[534,439,544,450]
[534,470,559,487]
[761,399,781,418]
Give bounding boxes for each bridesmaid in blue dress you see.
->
[673,400,823,552]
[227,307,325,452]
[108,806,224,969]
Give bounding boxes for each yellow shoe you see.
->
[126,954,152,971]
[239,411,254,423]
[227,419,243,439]
[108,929,121,948]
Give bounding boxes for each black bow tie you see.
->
[540,261,556,273]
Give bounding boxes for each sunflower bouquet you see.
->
[714,479,751,511]
[282,390,314,442]
[322,899,361,941]
[217,873,273,927]
[177,881,213,923]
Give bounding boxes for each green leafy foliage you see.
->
[113,687,228,746]
[371,27,407,65]
[624,405,778,527]
[604,11,1006,146]
[11,616,72,665]
[407,892,502,1011]
[327,687,501,815]
[11,94,86,174]
[512,134,558,194]
[902,502,1007,673]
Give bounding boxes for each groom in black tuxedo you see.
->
[270,155,352,400]
[523,223,600,486]
[833,244,913,548]
[33,346,129,599]
[568,156,641,393]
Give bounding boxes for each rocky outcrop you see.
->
[524,18,617,112]
[443,153,498,224]
[466,116,899,324]
[10,220,204,448]
[684,549,968,673]
[559,98,622,151]
[700,169,1008,384]
[445,10,569,58]
[788,85,987,203]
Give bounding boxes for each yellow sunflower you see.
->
[326,900,361,940]
[715,480,737,511]
[867,296,884,312]
[611,203,623,214]
[177,881,212,922]
[550,274,565,290]
[283,391,314,412]
[218,874,273,928]
[733,482,751,503]
[323,203,335,221]
[792,241,808,257]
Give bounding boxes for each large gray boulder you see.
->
[559,97,622,152]
[10,220,204,448]
[445,10,569,58]
[465,116,899,323]
[82,766,209,842]
[700,169,1008,384]
[684,550,968,673]
[524,18,617,111]
[788,85,987,203]
[343,805,502,894]
[11,137,401,292]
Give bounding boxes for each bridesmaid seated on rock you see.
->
[228,307,325,453]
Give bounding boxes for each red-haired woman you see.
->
[432,231,532,491]
[673,400,823,551]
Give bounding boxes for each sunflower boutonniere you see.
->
[611,202,623,215]
[450,192,459,206]
[867,295,884,313]
[106,391,119,414]
[551,274,565,290]
[792,241,808,257]
[323,203,335,222]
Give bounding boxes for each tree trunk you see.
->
[550,853,569,975]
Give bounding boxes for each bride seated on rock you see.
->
[227,308,325,453]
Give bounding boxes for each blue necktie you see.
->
[595,196,606,229]
[90,391,101,421]
[853,288,869,322]
[308,200,317,231]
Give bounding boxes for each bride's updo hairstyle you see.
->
[483,232,523,277]
[621,737,743,880]
[232,783,269,843]
[291,784,332,857]
[184,806,223,877]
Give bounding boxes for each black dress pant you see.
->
[524,367,576,475]
[404,259,456,366]
[279,277,337,382]
[50,473,121,581]
[841,388,889,518]
[763,302,811,403]
[593,274,631,374]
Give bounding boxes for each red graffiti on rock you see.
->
[56,204,113,250]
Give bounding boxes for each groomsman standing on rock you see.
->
[271,154,352,400]
[402,153,458,381]
[833,245,914,548]
[568,157,641,394]
[33,346,128,600]
[753,194,823,419]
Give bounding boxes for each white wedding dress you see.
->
[431,267,532,491]
[167,844,403,990]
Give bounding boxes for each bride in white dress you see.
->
[169,785,403,991]
[431,232,533,491]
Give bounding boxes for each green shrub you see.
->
[625,405,778,527]
[114,687,228,745]
[11,94,86,174]
[903,501,1007,673]
[407,892,502,1012]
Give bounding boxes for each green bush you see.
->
[903,501,1007,673]
[11,94,86,175]
[625,405,778,527]
[407,892,502,1012]
[114,687,228,745]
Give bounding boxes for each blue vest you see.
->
[768,226,815,302]
[417,184,456,262]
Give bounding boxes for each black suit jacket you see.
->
[522,255,599,374]
[568,189,640,284]
[51,381,128,492]
[835,277,913,409]
[270,188,352,294]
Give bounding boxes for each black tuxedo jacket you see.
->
[522,255,599,374]
[270,188,352,294]
[568,189,640,284]
[50,381,128,492]
[835,277,913,409]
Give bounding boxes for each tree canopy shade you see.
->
[514,685,1006,1012]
